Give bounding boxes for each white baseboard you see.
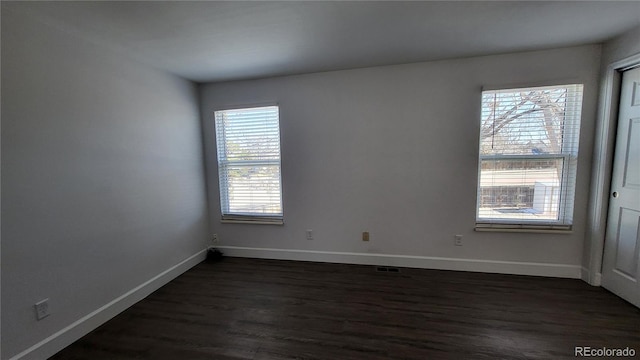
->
[217,246,582,279]
[581,266,603,286]
[581,266,590,283]
[10,249,207,360]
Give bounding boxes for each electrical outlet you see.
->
[306,230,313,240]
[35,299,50,320]
[454,235,463,246]
[362,232,370,241]
[212,234,219,244]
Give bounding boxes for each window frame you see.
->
[474,84,583,232]
[214,104,284,225]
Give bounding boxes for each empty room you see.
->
[2,1,640,359]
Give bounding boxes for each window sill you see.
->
[474,224,572,234]
[221,219,284,225]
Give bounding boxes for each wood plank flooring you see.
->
[51,257,640,360]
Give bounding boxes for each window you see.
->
[476,84,583,230]
[214,106,283,224]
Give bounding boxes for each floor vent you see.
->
[376,266,401,273]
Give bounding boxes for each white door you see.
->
[602,66,640,308]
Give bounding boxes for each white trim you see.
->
[221,219,284,225]
[586,52,640,287]
[9,249,207,360]
[581,267,603,287]
[475,226,572,234]
[594,272,602,286]
[211,101,279,113]
[481,78,583,92]
[217,246,581,279]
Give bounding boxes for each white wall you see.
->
[1,6,209,359]
[602,25,640,66]
[200,45,601,276]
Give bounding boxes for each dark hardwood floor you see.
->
[51,257,640,360]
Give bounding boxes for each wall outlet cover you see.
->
[35,299,50,320]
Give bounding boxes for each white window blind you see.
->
[476,84,583,229]
[214,106,283,223]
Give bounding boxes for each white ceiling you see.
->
[9,1,640,83]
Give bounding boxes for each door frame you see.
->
[585,52,640,286]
